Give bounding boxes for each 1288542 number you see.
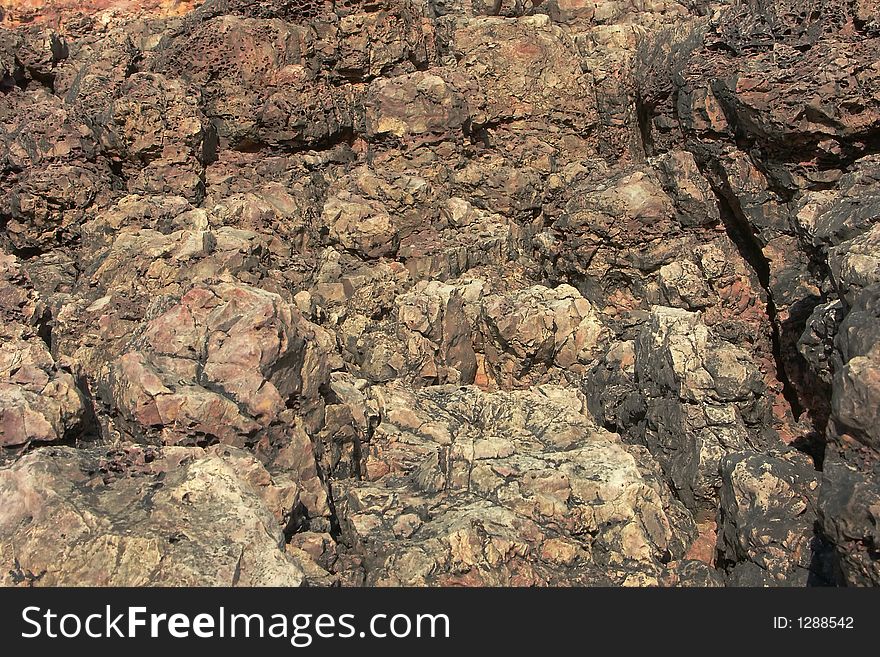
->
[797,617,854,629]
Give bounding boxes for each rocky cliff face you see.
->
[0,0,877,587]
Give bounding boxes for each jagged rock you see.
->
[0,445,305,586]
[53,218,303,387]
[543,163,713,312]
[480,283,609,386]
[364,71,468,140]
[98,72,210,202]
[450,14,598,159]
[1,0,879,590]
[148,2,435,147]
[323,2,436,81]
[396,278,481,385]
[798,299,845,388]
[95,282,334,525]
[259,78,358,149]
[1,87,115,251]
[0,2,200,27]
[337,277,608,389]
[0,250,46,326]
[314,372,379,479]
[542,157,778,410]
[717,450,826,586]
[149,15,309,147]
[107,282,333,443]
[584,339,643,435]
[636,1,880,442]
[323,191,400,259]
[0,323,87,448]
[0,251,86,449]
[827,221,880,308]
[818,455,880,586]
[335,384,696,585]
[634,306,778,512]
[817,284,880,585]
[400,198,527,281]
[829,285,880,452]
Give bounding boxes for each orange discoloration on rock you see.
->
[0,0,200,27]
[685,521,717,565]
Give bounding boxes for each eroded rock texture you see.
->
[0,445,306,585]
[0,0,877,587]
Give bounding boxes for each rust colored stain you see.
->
[0,0,200,27]
[510,41,543,59]
[685,521,718,565]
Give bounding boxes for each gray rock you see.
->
[717,450,825,586]
[0,445,305,586]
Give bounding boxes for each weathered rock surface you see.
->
[334,384,696,586]
[0,0,878,587]
[634,306,778,512]
[0,323,86,448]
[0,251,87,449]
[635,0,880,584]
[0,445,306,586]
[717,450,829,586]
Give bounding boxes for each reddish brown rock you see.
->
[0,0,878,589]
[108,282,333,446]
[0,1,198,27]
